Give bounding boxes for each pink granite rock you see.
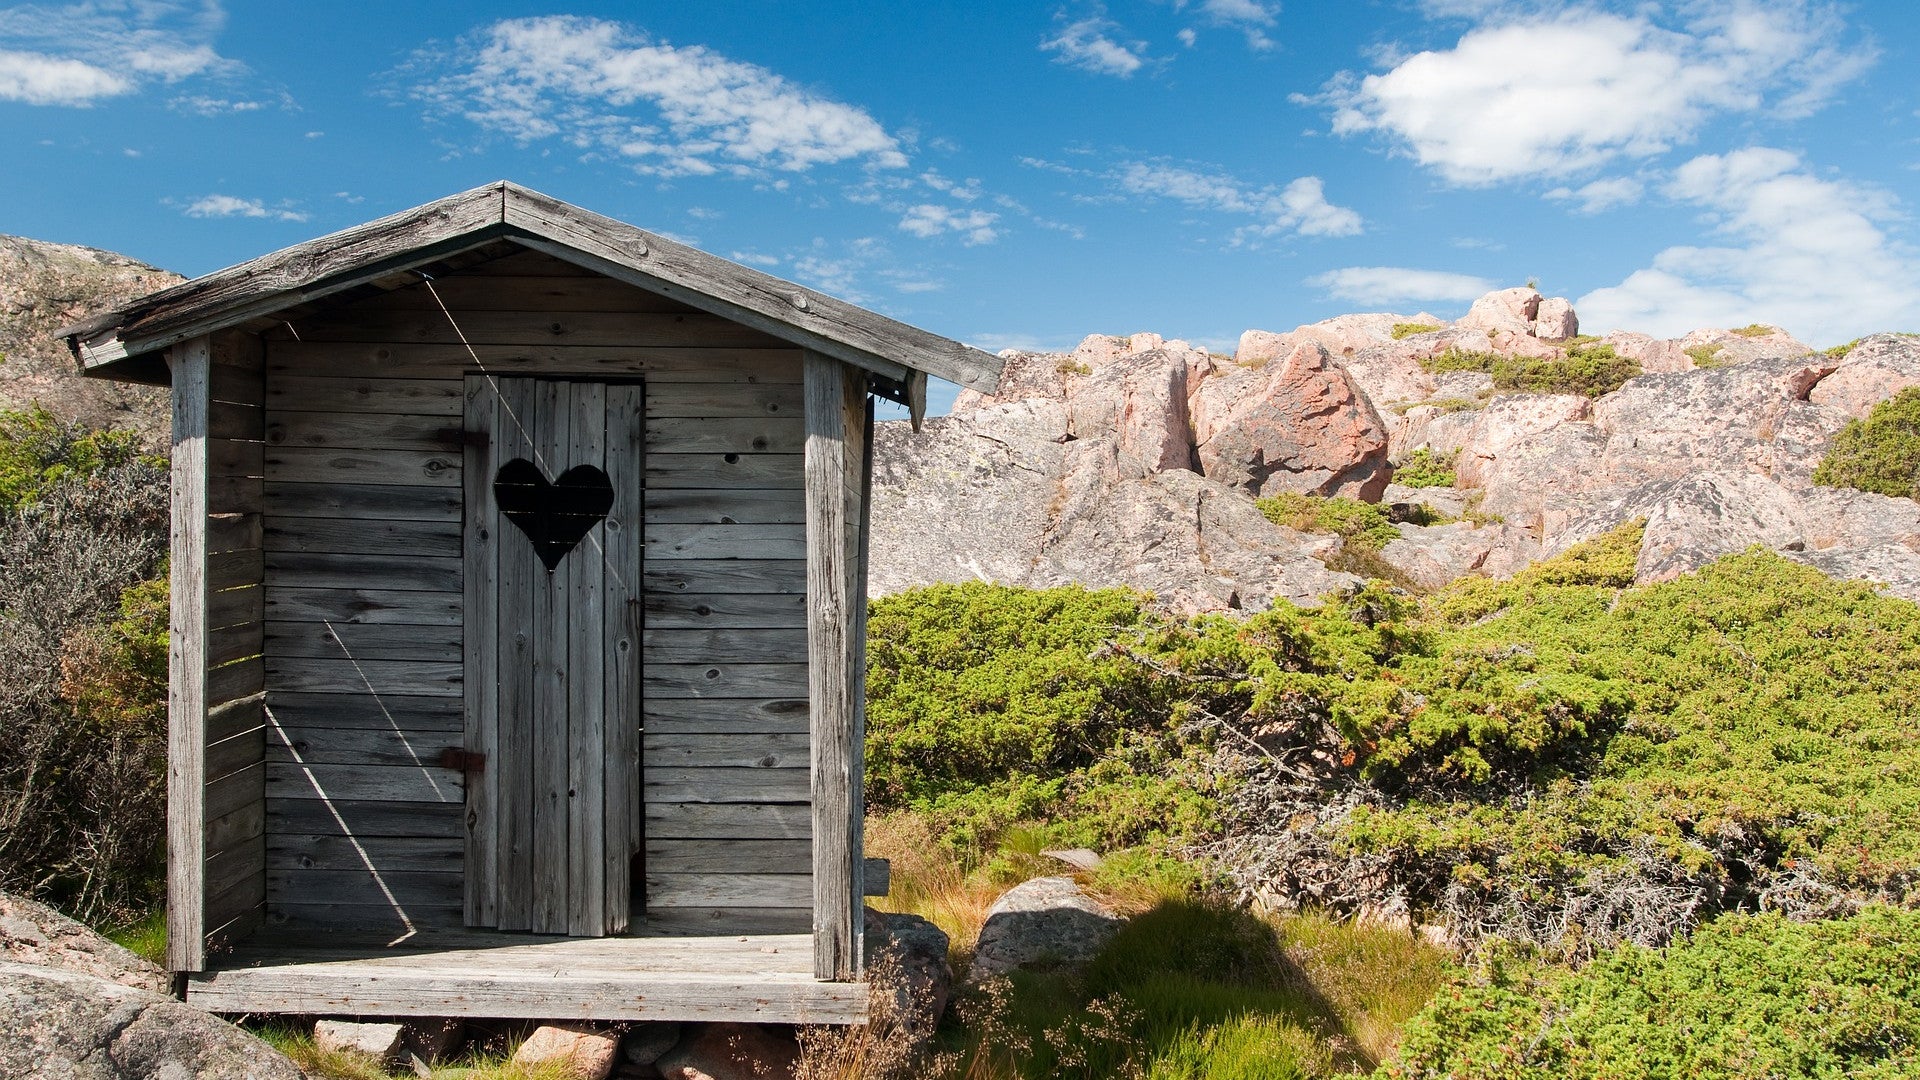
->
[1067,346,1198,475]
[1458,287,1541,336]
[1191,342,1391,500]
[512,1024,620,1080]
[1807,333,1920,418]
[656,1023,800,1080]
[1532,297,1579,341]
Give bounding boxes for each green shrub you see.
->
[1389,323,1442,340]
[1392,448,1456,489]
[0,406,150,510]
[1730,323,1775,338]
[1384,907,1920,1080]
[1256,493,1401,551]
[1825,338,1862,359]
[1812,387,1920,499]
[1423,344,1640,397]
[1685,342,1725,367]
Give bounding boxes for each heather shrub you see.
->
[1424,343,1640,397]
[0,408,168,921]
[1813,386,1920,499]
[1390,448,1455,489]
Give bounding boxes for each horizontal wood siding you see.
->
[260,249,809,936]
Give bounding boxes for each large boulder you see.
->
[0,891,165,994]
[1457,287,1541,336]
[864,908,952,1058]
[1808,334,1920,418]
[1190,341,1391,500]
[969,877,1122,981]
[656,1022,799,1080]
[1377,521,1540,591]
[0,960,305,1079]
[1533,297,1579,341]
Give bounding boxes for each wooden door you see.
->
[463,376,642,936]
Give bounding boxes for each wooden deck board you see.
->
[189,929,867,1024]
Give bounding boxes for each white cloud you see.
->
[1320,1,1872,185]
[181,194,309,222]
[1578,148,1920,345]
[414,16,907,178]
[0,2,235,106]
[729,250,781,267]
[1545,176,1645,214]
[1309,266,1497,306]
[1117,161,1363,240]
[1189,0,1279,50]
[1041,14,1147,77]
[898,204,1001,245]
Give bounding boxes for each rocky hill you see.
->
[0,236,180,444]
[872,289,1920,608]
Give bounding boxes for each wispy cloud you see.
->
[1545,176,1645,214]
[1578,147,1920,345]
[0,1,236,106]
[1116,160,1363,240]
[1177,0,1280,51]
[898,204,1002,245]
[1042,11,1149,77]
[180,194,309,222]
[1315,1,1873,185]
[412,16,907,178]
[1309,266,1496,307]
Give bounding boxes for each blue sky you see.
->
[6,0,1919,414]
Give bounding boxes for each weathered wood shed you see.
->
[60,181,1002,1024]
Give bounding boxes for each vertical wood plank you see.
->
[850,391,874,963]
[495,377,536,931]
[461,376,499,927]
[604,383,644,933]
[166,336,211,973]
[567,381,608,935]
[531,380,572,933]
[804,352,857,981]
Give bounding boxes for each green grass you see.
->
[253,1023,582,1080]
[1685,342,1726,367]
[103,907,166,965]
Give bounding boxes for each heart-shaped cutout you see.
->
[493,458,614,572]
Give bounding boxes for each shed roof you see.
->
[61,180,1004,396]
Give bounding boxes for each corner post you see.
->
[165,336,211,974]
[805,352,864,980]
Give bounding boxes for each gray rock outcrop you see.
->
[0,891,165,994]
[969,877,1122,980]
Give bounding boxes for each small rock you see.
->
[969,877,1122,981]
[512,1023,620,1080]
[315,1019,404,1062]
[656,1022,800,1080]
[621,1021,681,1068]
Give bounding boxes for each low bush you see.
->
[1424,343,1640,397]
[1390,449,1455,489]
[1730,323,1775,338]
[1685,342,1725,367]
[1813,386,1920,499]
[1389,323,1442,340]
[1385,906,1920,1079]
[1256,493,1401,552]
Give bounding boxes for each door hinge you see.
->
[441,748,486,775]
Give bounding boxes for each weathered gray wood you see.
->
[207,693,266,745]
[645,381,803,418]
[804,352,859,981]
[643,698,809,735]
[502,187,999,391]
[644,733,809,770]
[643,663,809,699]
[206,725,263,784]
[267,762,462,803]
[267,798,464,838]
[643,560,805,596]
[206,656,264,709]
[645,840,811,875]
[267,375,464,415]
[604,382,644,931]
[263,517,461,557]
[642,593,807,630]
[864,858,890,898]
[208,585,264,632]
[644,767,808,804]
[644,908,812,936]
[207,620,264,667]
[268,835,464,873]
[643,489,804,525]
[643,523,807,561]
[267,869,463,907]
[166,336,211,973]
[644,801,811,839]
[494,377,536,931]
[567,379,608,936]
[351,275,696,314]
[265,725,464,767]
[205,512,263,554]
[205,548,264,594]
[205,800,265,860]
[265,411,463,451]
[266,481,462,521]
[645,417,805,454]
[289,309,782,349]
[266,341,800,382]
[263,902,464,933]
[530,379,570,934]
[266,447,461,488]
[645,453,801,490]
[203,874,266,945]
[646,874,810,909]
[265,621,462,662]
[462,374,499,927]
[264,587,461,626]
[206,473,264,517]
[641,627,810,664]
[205,761,264,824]
[205,834,266,899]
[265,691,461,732]
[266,552,462,592]
[264,657,461,696]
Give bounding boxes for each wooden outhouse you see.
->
[61,182,1002,1023]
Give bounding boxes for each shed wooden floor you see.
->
[187,928,869,1024]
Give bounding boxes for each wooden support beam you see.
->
[804,352,865,981]
[166,336,211,973]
